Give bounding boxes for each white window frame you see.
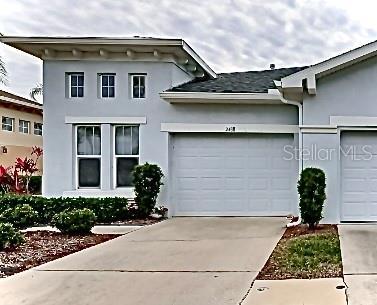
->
[34,122,43,136]
[69,73,84,98]
[131,74,146,99]
[75,125,102,189]
[19,119,30,134]
[100,73,115,98]
[2,116,14,132]
[113,125,140,189]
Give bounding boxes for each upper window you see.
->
[69,73,84,98]
[131,74,146,99]
[2,116,14,132]
[19,120,30,134]
[114,126,139,187]
[76,126,101,188]
[100,74,115,98]
[34,122,43,136]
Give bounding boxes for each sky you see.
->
[1,0,377,101]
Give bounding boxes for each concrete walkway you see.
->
[0,217,286,305]
[339,224,377,305]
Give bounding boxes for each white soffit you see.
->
[159,92,282,104]
[0,36,216,79]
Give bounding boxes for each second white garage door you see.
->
[341,131,377,221]
[171,133,298,216]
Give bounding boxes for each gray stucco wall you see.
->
[301,57,377,223]
[303,57,377,125]
[43,60,298,208]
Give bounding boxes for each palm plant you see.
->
[30,83,43,100]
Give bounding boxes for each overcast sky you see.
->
[1,0,377,100]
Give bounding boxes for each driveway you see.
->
[339,225,377,305]
[0,217,285,305]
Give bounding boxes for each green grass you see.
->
[259,230,342,279]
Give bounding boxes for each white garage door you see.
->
[341,132,377,221]
[171,133,298,216]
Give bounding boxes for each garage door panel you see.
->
[341,131,377,221]
[172,133,297,216]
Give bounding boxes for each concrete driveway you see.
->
[339,225,377,305]
[0,217,285,305]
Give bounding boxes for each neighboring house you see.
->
[0,90,43,171]
[3,36,377,223]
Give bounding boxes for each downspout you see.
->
[277,94,303,228]
[278,95,303,174]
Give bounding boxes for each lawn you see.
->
[258,225,342,279]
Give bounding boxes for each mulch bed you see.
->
[0,231,120,278]
[258,224,343,280]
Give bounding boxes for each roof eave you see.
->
[0,36,217,79]
[280,40,377,96]
[159,91,282,104]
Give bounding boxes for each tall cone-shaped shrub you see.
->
[297,167,326,229]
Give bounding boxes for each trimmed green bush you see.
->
[0,195,134,225]
[132,163,164,217]
[0,204,38,229]
[297,167,327,229]
[0,223,24,250]
[52,208,97,234]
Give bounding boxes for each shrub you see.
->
[28,176,42,194]
[0,204,38,229]
[132,163,164,217]
[0,195,131,225]
[52,208,97,234]
[0,223,24,250]
[297,167,326,229]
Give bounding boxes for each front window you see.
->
[131,74,146,99]
[19,120,30,134]
[114,126,139,187]
[70,73,84,98]
[34,122,43,136]
[101,74,115,98]
[76,126,101,188]
[2,116,14,131]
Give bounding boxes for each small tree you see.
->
[132,163,164,217]
[0,146,43,194]
[297,167,326,229]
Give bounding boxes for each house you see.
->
[2,36,377,223]
[0,90,43,171]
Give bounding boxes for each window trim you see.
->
[19,119,30,134]
[112,125,140,189]
[99,73,116,99]
[2,116,14,132]
[34,122,43,136]
[75,125,102,189]
[130,74,147,99]
[68,73,84,98]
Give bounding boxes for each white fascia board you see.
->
[0,96,43,110]
[281,40,377,94]
[182,41,217,78]
[161,123,298,133]
[65,116,146,124]
[159,92,282,104]
[0,36,183,46]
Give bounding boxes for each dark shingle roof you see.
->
[169,66,308,93]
